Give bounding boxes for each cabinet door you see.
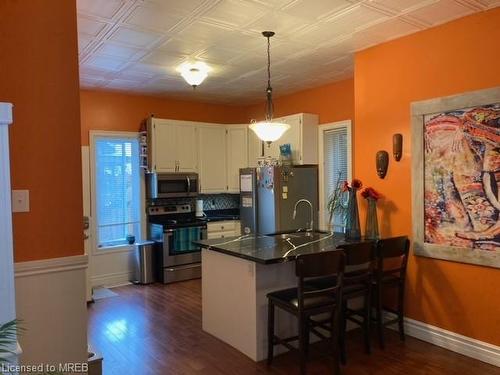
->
[226,126,248,192]
[247,127,263,167]
[264,115,302,163]
[151,120,177,172]
[198,126,227,193]
[176,124,198,172]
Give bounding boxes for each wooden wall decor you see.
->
[376,150,389,179]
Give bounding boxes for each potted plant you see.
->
[326,171,349,233]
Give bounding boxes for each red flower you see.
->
[361,187,382,200]
[352,179,363,190]
[341,181,349,192]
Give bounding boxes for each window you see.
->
[319,121,352,231]
[92,134,141,248]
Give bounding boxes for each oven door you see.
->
[147,173,199,198]
[162,225,206,267]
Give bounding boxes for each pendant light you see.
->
[249,31,290,145]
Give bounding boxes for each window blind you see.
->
[324,127,348,230]
[94,137,140,247]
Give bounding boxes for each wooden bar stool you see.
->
[307,242,375,364]
[373,236,410,349]
[267,251,345,375]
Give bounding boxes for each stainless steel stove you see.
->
[148,204,207,284]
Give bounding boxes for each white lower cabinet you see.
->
[207,220,241,239]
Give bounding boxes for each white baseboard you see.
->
[91,271,132,288]
[385,312,500,367]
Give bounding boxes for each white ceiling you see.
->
[77,0,499,104]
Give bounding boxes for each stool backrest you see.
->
[375,236,410,280]
[339,241,375,284]
[295,250,345,311]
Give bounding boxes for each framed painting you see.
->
[411,87,500,268]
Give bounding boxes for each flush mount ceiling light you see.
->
[249,31,290,145]
[178,61,210,88]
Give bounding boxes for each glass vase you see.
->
[365,198,379,240]
[345,188,361,240]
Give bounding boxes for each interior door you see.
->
[198,126,227,192]
[81,146,93,302]
[152,120,177,172]
[226,126,248,192]
[176,124,198,172]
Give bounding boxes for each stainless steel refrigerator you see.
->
[239,165,318,235]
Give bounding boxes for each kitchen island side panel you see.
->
[202,249,299,361]
[202,249,258,360]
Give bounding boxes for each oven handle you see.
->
[187,176,191,194]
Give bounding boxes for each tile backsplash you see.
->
[199,194,240,211]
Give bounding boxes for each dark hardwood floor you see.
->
[88,280,499,375]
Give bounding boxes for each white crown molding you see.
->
[0,102,13,126]
[385,312,500,367]
[15,254,88,278]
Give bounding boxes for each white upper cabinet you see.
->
[248,113,319,165]
[176,123,198,172]
[198,125,227,193]
[247,127,263,168]
[226,125,248,192]
[147,118,198,173]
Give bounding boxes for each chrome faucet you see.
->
[292,199,314,232]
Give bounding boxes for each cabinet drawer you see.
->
[207,220,240,233]
[207,230,240,240]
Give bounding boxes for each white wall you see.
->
[15,256,88,367]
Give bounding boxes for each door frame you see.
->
[318,120,352,231]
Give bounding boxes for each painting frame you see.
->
[411,86,500,268]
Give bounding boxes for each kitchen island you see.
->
[194,232,365,361]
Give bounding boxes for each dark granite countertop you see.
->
[194,232,373,264]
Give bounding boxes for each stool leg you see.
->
[332,308,341,375]
[267,301,275,365]
[398,281,405,342]
[339,301,347,365]
[364,288,371,354]
[299,315,307,375]
[376,284,385,349]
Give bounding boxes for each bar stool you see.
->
[306,242,375,364]
[373,236,410,349]
[267,251,345,375]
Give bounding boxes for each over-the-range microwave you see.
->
[146,172,199,199]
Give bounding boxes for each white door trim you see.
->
[318,120,352,231]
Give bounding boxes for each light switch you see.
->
[12,190,30,212]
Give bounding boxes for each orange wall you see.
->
[80,90,246,145]
[355,8,500,345]
[242,78,354,123]
[0,1,83,261]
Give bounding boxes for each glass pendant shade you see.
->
[179,62,209,87]
[251,31,289,144]
[249,121,290,142]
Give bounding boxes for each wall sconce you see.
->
[376,150,389,179]
[393,133,403,161]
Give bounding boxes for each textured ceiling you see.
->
[77,0,499,104]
